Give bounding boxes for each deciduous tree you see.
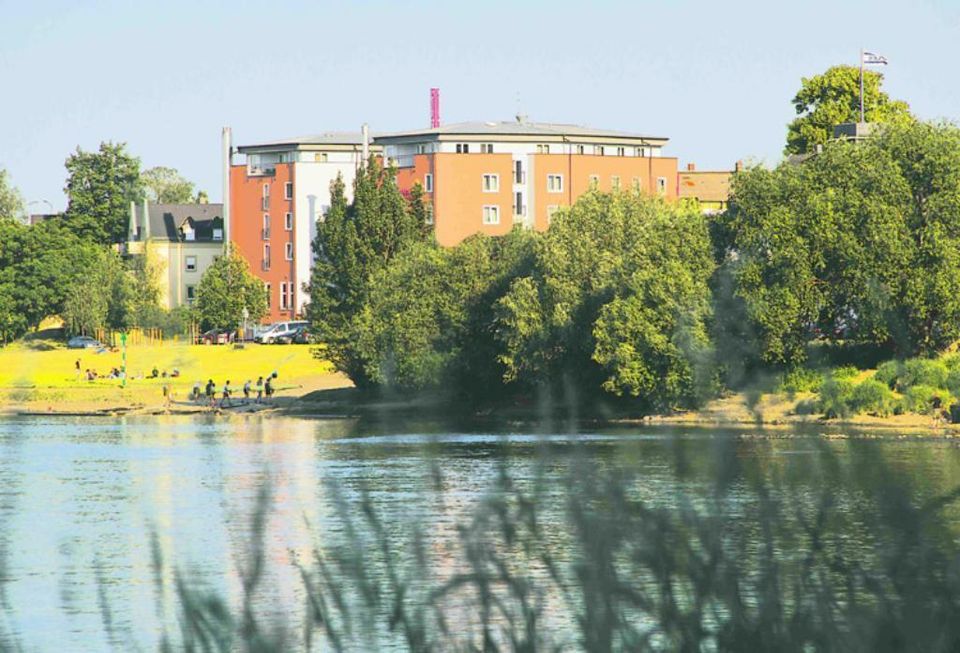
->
[142,166,196,203]
[195,252,267,331]
[63,142,144,243]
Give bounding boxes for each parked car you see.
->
[276,326,312,345]
[67,335,104,349]
[196,329,234,345]
[256,320,309,344]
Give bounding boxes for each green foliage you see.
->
[63,142,144,244]
[874,360,902,389]
[849,378,896,416]
[786,65,914,154]
[195,252,267,330]
[497,193,716,409]
[817,374,855,418]
[779,367,823,395]
[0,168,25,222]
[833,365,860,380]
[307,160,428,387]
[898,358,948,392]
[352,232,535,394]
[721,121,960,364]
[946,369,960,398]
[61,249,132,335]
[141,166,196,203]
[902,384,948,415]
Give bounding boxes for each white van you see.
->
[256,320,310,344]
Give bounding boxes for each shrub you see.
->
[874,360,901,389]
[902,384,949,415]
[833,365,860,380]
[898,358,948,392]
[779,367,822,395]
[849,379,895,417]
[946,369,960,398]
[942,353,960,371]
[818,375,855,419]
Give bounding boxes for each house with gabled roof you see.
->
[125,201,226,310]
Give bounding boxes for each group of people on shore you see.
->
[188,372,278,410]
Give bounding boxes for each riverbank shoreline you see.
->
[7,382,960,437]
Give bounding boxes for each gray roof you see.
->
[238,132,381,152]
[134,203,224,242]
[375,120,669,143]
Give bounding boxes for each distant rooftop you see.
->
[134,203,223,242]
[376,119,668,144]
[237,132,381,152]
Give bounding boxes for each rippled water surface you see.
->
[1,415,959,651]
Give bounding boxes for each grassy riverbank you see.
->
[0,339,351,415]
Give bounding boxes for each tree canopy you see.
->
[0,169,25,223]
[142,166,197,204]
[720,121,960,366]
[195,251,267,331]
[63,142,144,244]
[785,65,914,155]
[307,159,429,386]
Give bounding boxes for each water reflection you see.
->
[0,416,959,650]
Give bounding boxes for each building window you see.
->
[264,283,271,308]
[279,282,293,310]
[657,177,668,195]
[480,143,494,154]
[547,174,563,193]
[263,244,271,270]
[482,205,500,225]
[262,183,270,197]
[514,191,525,217]
[285,242,293,260]
[576,144,585,155]
[186,285,196,304]
[285,212,293,231]
[636,147,647,157]
[482,174,499,192]
[536,144,550,154]
[514,160,524,184]
[455,143,470,154]
[425,204,434,225]
[185,255,197,272]
[616,146,625,156]
[262,214,270,239]
[547,205,560,224]
[314,152,328,162]
[589,175,600,190]
[594,145,605,156]
[424,173,433,193]
[284,182,293,199]
[632,177,641,191]
[611,175,621,190]
[417,144,427,154]
[213,228,223,241]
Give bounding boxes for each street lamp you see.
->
[25,199,55,225]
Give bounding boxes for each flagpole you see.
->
[859,47,865,123]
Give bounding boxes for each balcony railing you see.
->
[247,165,276,177]
[261,197,270,210]
[262,259,271,271]
[514,171,526,184]
[262,227,270,240]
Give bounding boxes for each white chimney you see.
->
[222,127,232,251]
[361,123,369,164]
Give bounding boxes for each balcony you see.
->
[262,227,270,240]
[261,197,270,210]
[261,259,271,271]
[247,165,276,177]
[389,155,416,168]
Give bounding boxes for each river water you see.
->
[1,415,959,651]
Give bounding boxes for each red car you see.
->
[196,329,235,345]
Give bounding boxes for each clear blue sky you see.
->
[1,0,957,210]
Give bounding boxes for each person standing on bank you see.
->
[255,376,264,404]
[221,380,232,409]
[243,379,251,405]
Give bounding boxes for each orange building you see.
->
[228,133,379,322]
[677,161,742,214]
[375,119,678,246]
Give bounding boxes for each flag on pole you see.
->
[863,51,888,65]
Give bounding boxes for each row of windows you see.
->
[261,213,294,239]
[438,144,658,157]
[419,173,664,195]
[261,243,294,270]
[263,282,296,310]
[262,182,295,200]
